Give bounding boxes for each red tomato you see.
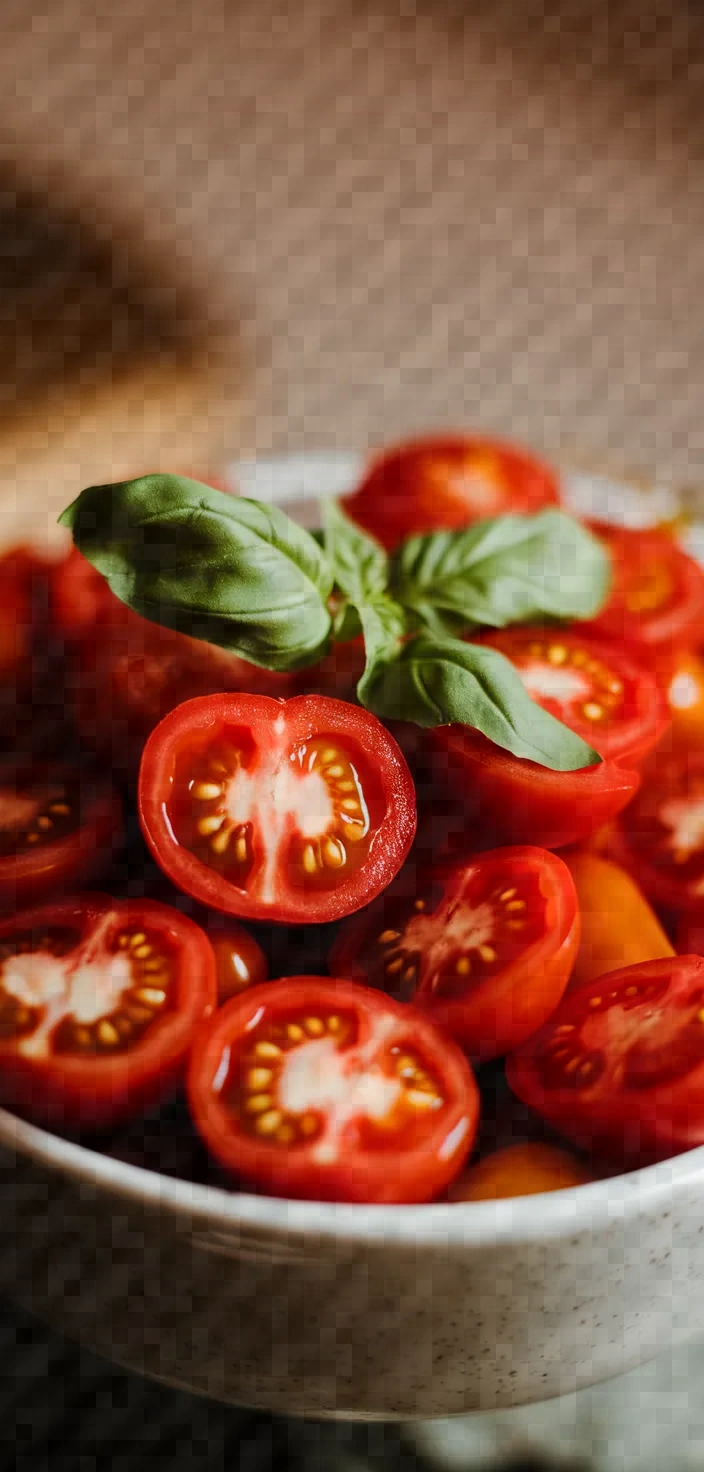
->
[608,748,704,917]
[187,976,478,1203]
[138,693,417,925]
[0,760,124,909]
[205,917,268,1004]
[0,894,217,1132]
[477,627,669,765]
[507,955,704,1163]
[329,847,579,1059]
[581,522,704,654]
[425,727,640,851]
[343,434,561,551]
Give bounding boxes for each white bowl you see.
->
[1,452,702,1422]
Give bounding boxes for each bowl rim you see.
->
[6,449,701,1250]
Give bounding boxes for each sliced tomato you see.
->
[343,434,561,551]
[187,976,478,1203]
[582,522,704,653]
[477,627,669,765]
[608,748,704,916]
[138,694,417,925]
[0,894,217,1132]
[425,726,640,851]
[0,760,124,909]
[329,847,579,1058]
[446,1141,594,1201]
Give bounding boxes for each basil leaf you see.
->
[393,509,610,629]
[60,475,333,672]
[322,498,389,603]
[355,596,408,706]
[361,635,602,771]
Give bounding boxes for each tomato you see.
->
[329,847,579,1059]
[0,894,217,1132]
[205,917,268,1004]
[446,1141,594,1201]
[581,522,704,654]
[477,627,669,765]
[343,434,561,551]
[0,760,124,909]
[138,693,417,925]
[564,852,673,991]
[609,748,704,916]
[426,727,640,851]
[665,649,704,750]
[507,955,704,1163]
[187,976,478,1203]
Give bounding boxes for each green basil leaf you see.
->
[361,634,602,770]
[332,600,363,642]
[322,498,389,604]
[59,474,333,672]
[355,597,409,706]
[392,509,611,629]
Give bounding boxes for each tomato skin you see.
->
[187,976,479,1203]
[477,627,669,766]
[446,1141,594,1201]
[564,852,674,991]
[206,918,268,1004]
[0,895,217,1133]
[507,955,704,1164]
[0,761,124,910]
[343,434,561,551]
[426,726,640,851]
[608,748,704,917]
[329,847,580,1060]
[138,693,417,926]
[582,522,704,653]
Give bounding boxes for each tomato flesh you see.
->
[477,627,669,764]
[139,694,417,925]
[609,749,704,916]
[0,895,217,1131]
[187,976,479,1202]
[330,847,579,1058]
[0,761,124,909]
[582,522,704,653]
[343,434,560,551]
[507,955,704,1162]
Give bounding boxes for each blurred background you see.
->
[1,0,703,1466]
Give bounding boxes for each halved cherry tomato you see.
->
[609,748,704,916]
[0,894,217,1132]
[446,1141,594,1201]
[138,694,417,925]
[205,917,268,1004]
[343,434,561,551]
[507,955,704,1163]
[426,727,640,851]
[0,760,124,909]
[187,976,478,1203]
[329,847,579,1059]
[564,852,674,991]
[477,627,669,765]
[581,522,704,654]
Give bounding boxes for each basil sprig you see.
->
[60,473,611,771]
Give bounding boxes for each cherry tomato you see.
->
[477,627,669,765]
[343,434,561,551]
[665,649,704,750]
[446,1142,594,1201]
[564,852,673,991]
[426,727,640,851]
[507,955,704,1163]
[0,894,217,1132]
[329,847,579,1059]
[205,918,268,1004]
[0,760,124,909]
[187,976,478,1203]
[609,748,704,917]
[582,522,704,654]
[139,694,417,925]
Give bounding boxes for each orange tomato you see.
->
[447,1142,594,1201]
[564,851,673,990]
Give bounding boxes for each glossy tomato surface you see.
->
[0,894,217,1132]
[187,976,479,1203]
[205,917,268,1004]
[610,748,704,916]
[343,434,561,551]
[582,522,704,653]
[0,760,124,909]
[139,693,417,925]
[477,626,669,765]
[507,955,704,1163]
[329,847,579,1058]
[446,1141,594,1201]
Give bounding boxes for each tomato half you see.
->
[477,627,669,765]
[609,748,704,916]
[329,847,579,1059]
[507,955,704,1163]
[0,894,217,1132]
[426,727,640,851]
[446,1141,594,1201]
[187,976,478,1203]
[343,434,561,551]
[138,694,417,925]
[0,760,124,909]
[582,522,704,653]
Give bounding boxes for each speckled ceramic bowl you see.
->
[1,453,703,1422]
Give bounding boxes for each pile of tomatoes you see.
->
[4,434,704,1206]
